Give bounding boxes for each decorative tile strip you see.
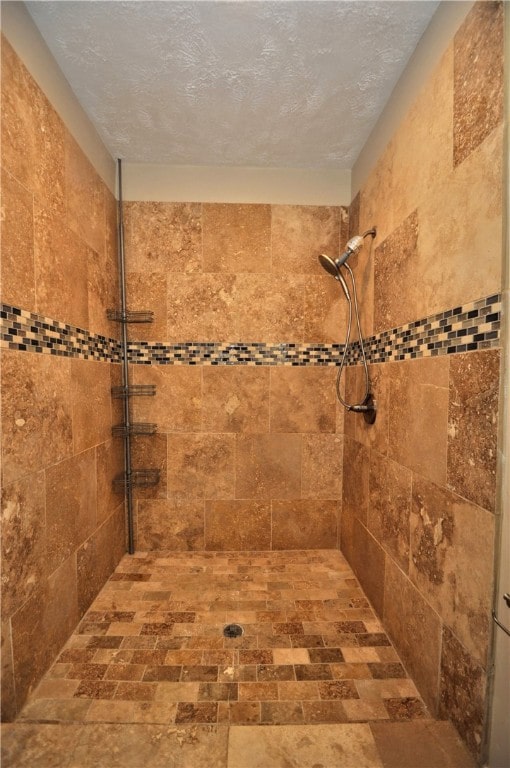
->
[0,304,121,361]
[347,294,502,365]
[1,294,501,365]
[126,341,344,366]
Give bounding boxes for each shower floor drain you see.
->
[223,623,243,638]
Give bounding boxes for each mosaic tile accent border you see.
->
[0,295,502,365]
[0,304,121,361]
[127,341,343,366]
[349,294,502,365]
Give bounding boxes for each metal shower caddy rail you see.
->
[108,158,160,554]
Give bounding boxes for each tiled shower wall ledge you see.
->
[0,294,502,365]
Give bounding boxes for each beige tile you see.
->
[1,351,73,485]
[227,723,383,767]
[339,647,381,664]
[411,475,495,666]
[202,367,270,433]
[96,440,124,527]
[125,273,167,342]
[131,365,202,433]
[1,621,16,721]
[344,699,389,721]
[131,434,168,499]
[301,433,343,499]
[273,648,310,665]
[124,201,202,273]
[167,273,236,341]
[130,700,177,723]
[355,678,420,701]
[31,677,80,699]
[85,700,136,723]
[388,358,449,486]
[167,434,235,499]
[154,682,199,702]
[453,1,504,167]
[236,274,305,342]
[46,449,97,573]
[342,437,370,526]
[1,168,35,310]
[87,234,119,339]
[370,720,476,768]
[110,364,125,427]
[349,520,386,619]
[260,700,304,724]
[383,558,441,714]
[18,699,92,723]
[349,363,390,455]
[439,626,486,763]
[70,722,229,768]
[304,275,349,343]
[104,187,120,324]
[0,723,81,767]
[343,365,359,439]
[270,367,337,433]
[1,472,46,619]
[368,452,412,573]
[11,556,79,710]
[272,500,339,549]
[137,499,205,551]
[65,133,105,255]
[203,203,271,272]
[447,349,499,512]
[374,210,419,333]
[205,501,270,551]
[34,203,90,330]
[390,46,454,228]
[235,434,301,500]
[418,123,503,314]
[77,509,124,617]
[1,39,65,218]
[71,360,112,454]
[271,205,343,275]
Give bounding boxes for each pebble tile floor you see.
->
[3,550,475,767]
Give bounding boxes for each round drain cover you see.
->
[223,623,243,638]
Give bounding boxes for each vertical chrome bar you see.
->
[117,158,135,554]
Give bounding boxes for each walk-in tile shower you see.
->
[1,2,507,767]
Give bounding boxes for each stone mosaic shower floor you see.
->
[18,550,431,727]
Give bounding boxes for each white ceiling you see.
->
[26,0,439,170]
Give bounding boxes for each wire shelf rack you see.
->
[111,384,157,398]
[113,469,160,491]
[107,309,154,323]
[112,423,158,437]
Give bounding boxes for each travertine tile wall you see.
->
[0,38,125,720]
[124,202,349,552]
[341,2,504,761]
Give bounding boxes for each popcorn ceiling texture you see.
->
[26,0,439,167]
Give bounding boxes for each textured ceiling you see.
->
[27,0,439,169]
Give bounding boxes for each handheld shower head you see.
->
[318,253,351,300]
